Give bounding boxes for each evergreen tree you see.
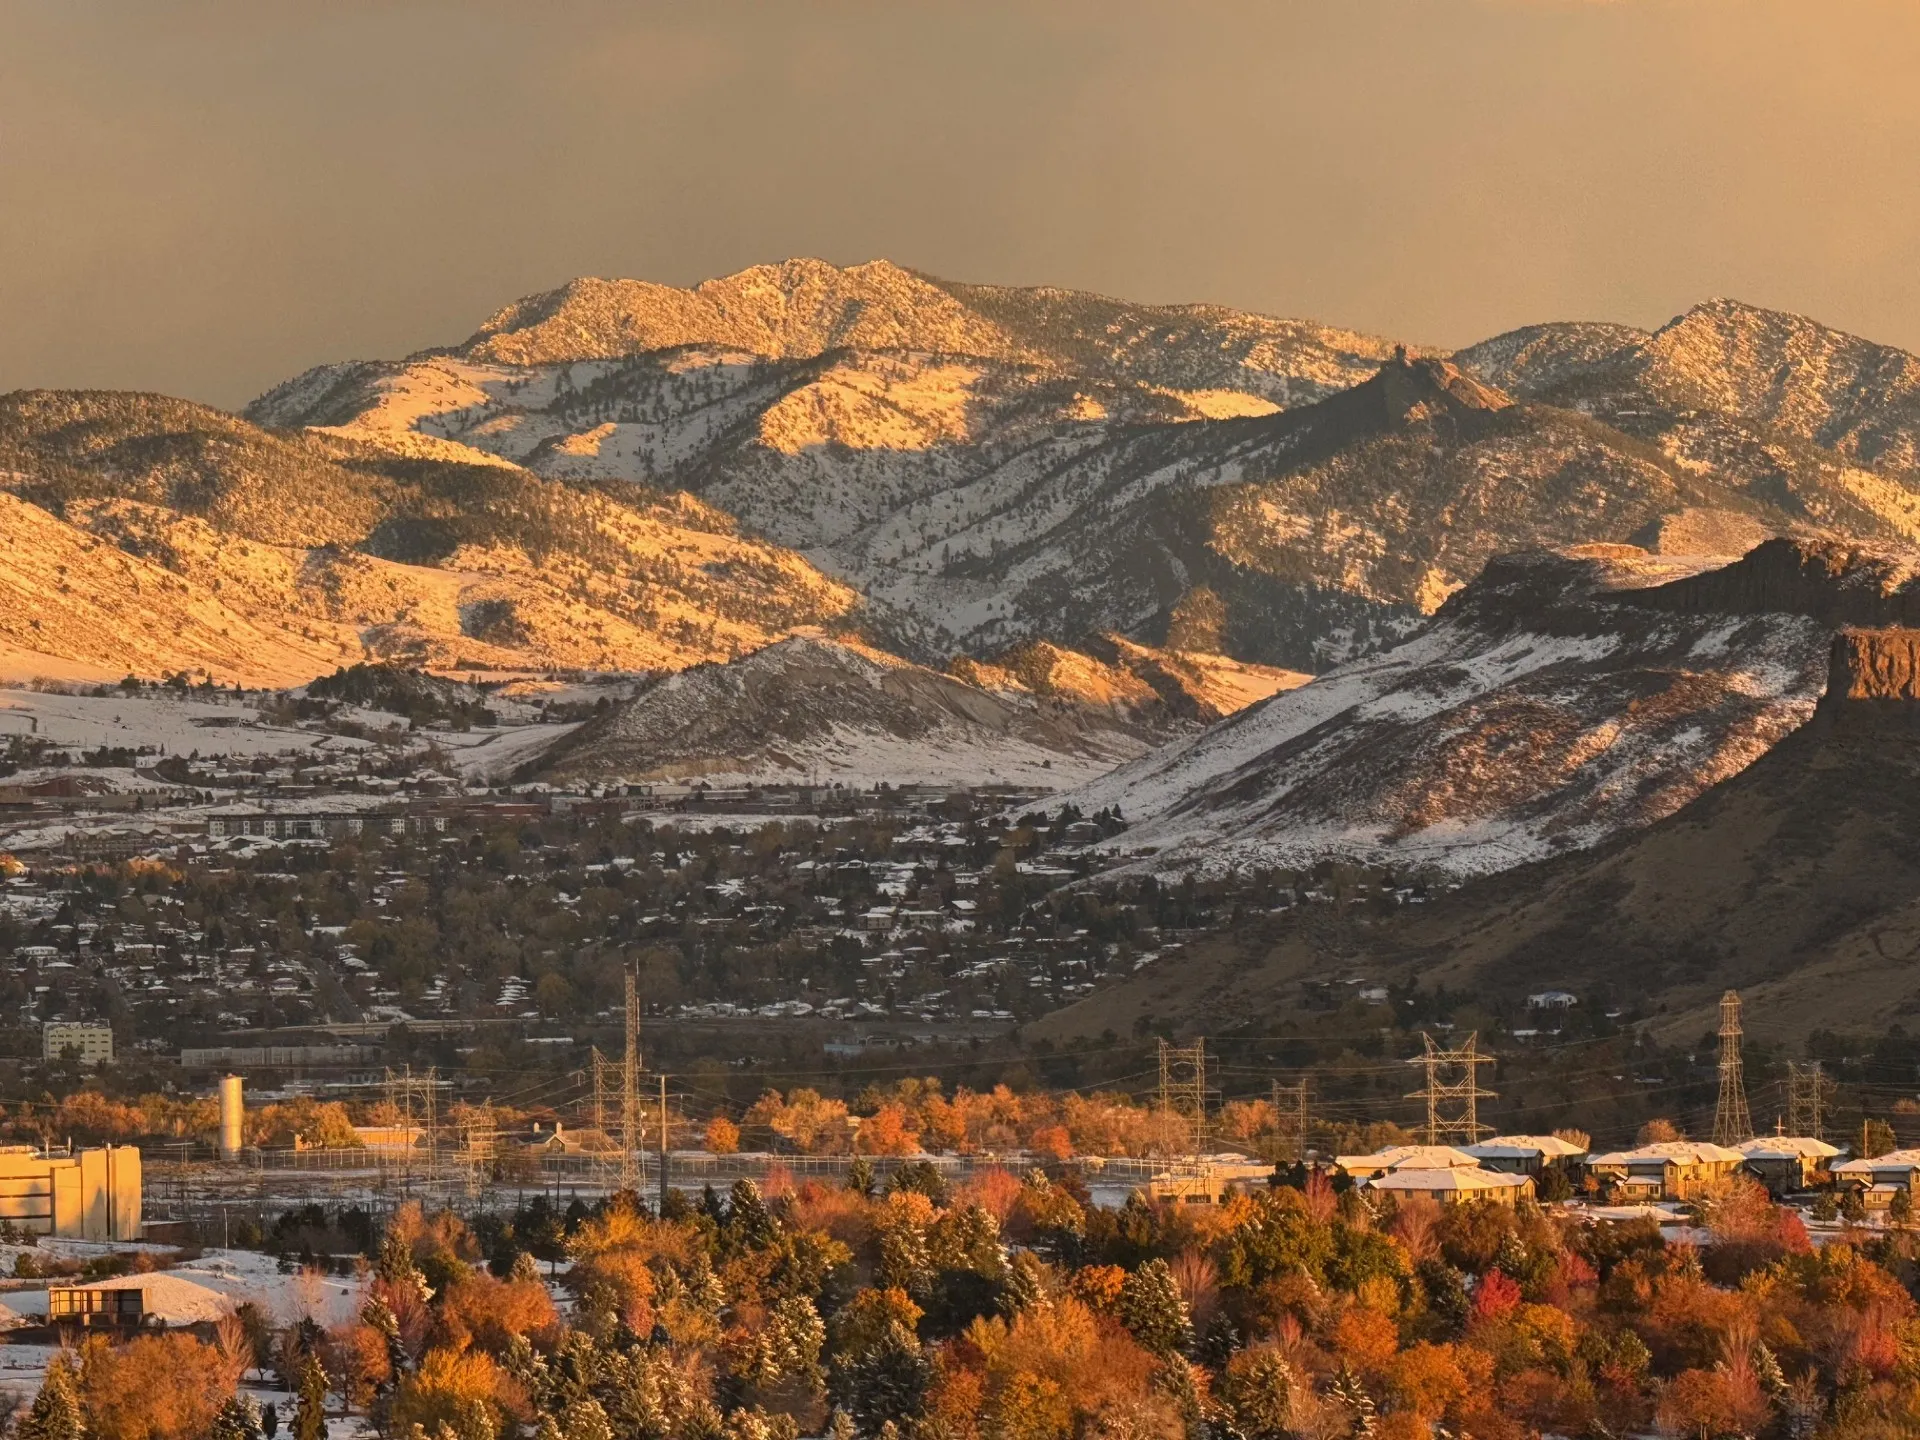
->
[16,1354,84,1440]
[1328,1367,1377,1439]
[375,1226,432,1306]
[209,1396,265,1440]
[832,1320,931,1436]
[727,1179,780,1251]
[1117,1257,1192,1357]
[845,1157,876,1197]
[294,1356,329,1440]
[999,1250,1050,1315]
[362,1294,409,1379]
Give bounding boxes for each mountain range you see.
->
[11,261,1920,872]
[247,260,1920,676]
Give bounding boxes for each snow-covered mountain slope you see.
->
[1459,300,1920,540]
[0,391,858,684]
[253,265,1920,673]
[537,632,1162,788]
[1039,628,1920,1048]
[951,637,1309,727]
[1058,543,1837,879]
[438,258,1413,405]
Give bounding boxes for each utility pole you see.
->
[1787,1060,1831,1140]
[1272,1079,1310,1163]
[1713,990,1754,1146]
[621,967,642,1195]
[1157,1038,1209,1160]
[1406,1033,1497,1144]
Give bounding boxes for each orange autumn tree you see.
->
[77,1333,235,1440]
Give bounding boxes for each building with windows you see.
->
[0,1145,141,1240]
[1465,1134,1590,1178]
[1586,1141,1745,1201]
[43,1022,113,1065]
[1734,1135,1841,1193]
[1334,1145,1481,1181]
[1364,1167,1535,1206]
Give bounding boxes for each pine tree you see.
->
[1328,1367,1377,1439]
[294,1355,329,1440]
[1117,1258,1193,1357]
[375,1226,432,1306]
[833,1320,931,1435]
[727,1179,779,1251]
[16,1354,84,1440]
[209,1396,265,1440]
[999,1250,1050,1315]
[845,1157,876,1197]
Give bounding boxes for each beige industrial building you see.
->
[43,1022,114,1065]
[0,1145,141,1241]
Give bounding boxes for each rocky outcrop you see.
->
[1624,537,1920,628]
[1814,627,1920,733]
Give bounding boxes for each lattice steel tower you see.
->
[621,967,643,1194]
[1271,1079,1311,1163]
[1406,1033,1497,1144]
[1713,990,1754,1145]
[1157,1038,1209,1159]
[1786,1060,1831,1141]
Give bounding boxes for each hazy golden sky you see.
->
[5,1,1920,408]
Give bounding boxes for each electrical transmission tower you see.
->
[620,966,643,1195]
[1272,1079,1311,1163]
[1713,990,1754,1145]
[1406,1033,1497,1144]
[458,1102,497,1196]
[384,1065,439,1188]
[1157,1038,1210,1159]
[1786,1059,1830,1140]
[588,1045,623,1186]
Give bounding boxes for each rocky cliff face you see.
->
[1624,536,1920,628]
[1812,627,1920,738]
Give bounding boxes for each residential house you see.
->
[1464,1134,1589,1177]
[1734,1136,1841,1194]
[1364,1168,1535,1206]
[1585,1141,1745,1202]
[1334,1145,1481,1181]
[1831,1148,1920,1208]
